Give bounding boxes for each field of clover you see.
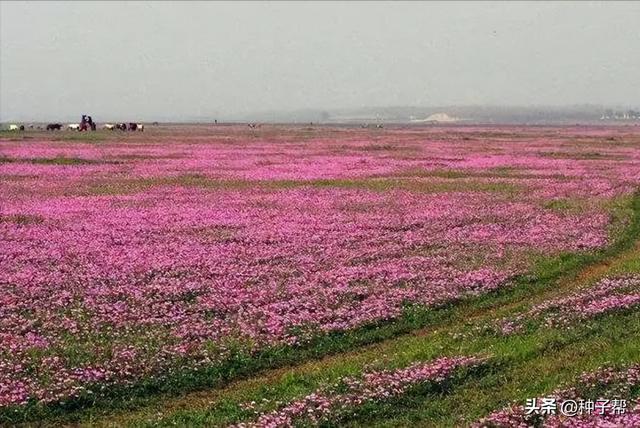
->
[475,363,640,427]
[2,125,640,418]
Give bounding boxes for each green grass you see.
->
[0,214,44,225]
[300,177,521,194]
[0,130,111,142]
[52,132,110,142]
[0,155,118,165]
[80,175,521,197]
[539,151,627,160]
[393,167,573,181]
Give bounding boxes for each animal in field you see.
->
[8,124,19,131]
[19,125,25,131]
[46,123,62,131]
[128,123,138,131]
[67,124,80,130]
[103,124,115,130]
[116,123,127,131]
[78,115,96,131]
[137,124,144,132]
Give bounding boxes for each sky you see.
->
[1,1,639,121]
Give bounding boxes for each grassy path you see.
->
[39,192,639,427]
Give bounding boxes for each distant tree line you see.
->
[601,109,640,120]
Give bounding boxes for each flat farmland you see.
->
[2,125,640,426]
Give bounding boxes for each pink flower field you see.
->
[475,364,640,428]
[236,355,485,427]
[2,125,640,411]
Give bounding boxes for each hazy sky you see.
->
[1,1,639,121]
